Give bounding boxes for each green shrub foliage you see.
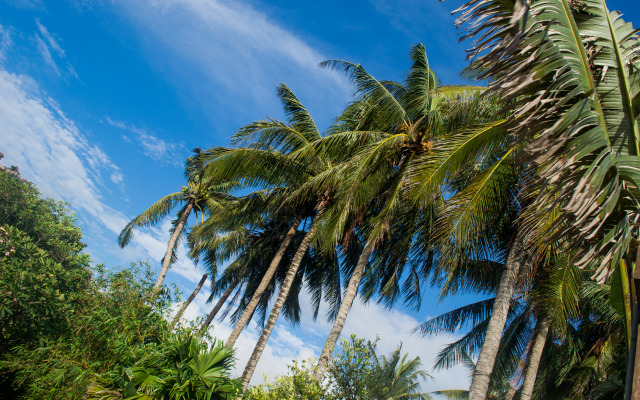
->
[0,170,239,399]
[245,335,430,400]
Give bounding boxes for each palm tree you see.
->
[453,0,640,396]
[170,272,209,328]
[210,84,339,389]
[431,351,515,400]
[371,345,432,400]
[118,148,238,294]
[200,144,310,347]
[309,44,493,380]
[191,203,308,337]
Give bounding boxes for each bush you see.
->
[245,336,430,400]
[2,263,174,399]
[0,225,90,352]
[244,359,327,400]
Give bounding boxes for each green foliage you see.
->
[88,333,241,400]
[0,225,91,350]
[0,171,89,269]
[245,336,430,400]
[244,360,328,400]
[2,263,175,399]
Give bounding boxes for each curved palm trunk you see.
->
[520,317,550,399]
[170,273,208,328]
[153,201,194,295]
[468,234,523,400]
[314,235,376,381]
[241,206,326,391]
[226,216,303,347]
[200,278,240,334]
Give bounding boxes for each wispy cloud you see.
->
[111,0,350,127]
[33,19,78,79]
[0,24,11,63]
[106,117,186,164]
[0,66,202,283]
[4,0,45,9]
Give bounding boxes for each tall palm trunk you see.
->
[468,234,524,400]
[170,273,208,328]
[520,317,550,399]
[153,201,194,295]
[314,235,376,381]
[200,278,240,334]
[241,206,326,391]
[226,216,303,347]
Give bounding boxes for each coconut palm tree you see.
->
[170,272,209,328]
[371,345,432,400]
[308,44,496,380]
[118,148,238,294]
[212,84,342,389]
[452,1,640,396]
[191,202,312,335]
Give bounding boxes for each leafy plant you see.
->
[89,333,241,400]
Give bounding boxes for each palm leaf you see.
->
[118,191,184,247]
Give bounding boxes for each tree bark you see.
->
[468,234,523,400]
[240,214,321,391]
[170,273,208,328]
[226,216,303,347]
[632,322,640,400]
[152,201,194,295]
[520,317,550,399]
[314,235,376,381]
[505,387,517,400]
[200,278,240,334]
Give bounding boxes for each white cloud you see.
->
[176,283,469,394]
[33,19,78,79]
[106,117,186,164]
[36,19,65,58]
[111,0,350,124]
[0,66,203,284]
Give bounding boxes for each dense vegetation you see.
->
[0,171,241,399]
[3,0,640,398]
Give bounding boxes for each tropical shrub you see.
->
[0,170,90,270]
[0,225,90,351]
[244,359,328,400]
[245,336,430,400]
[1,263,174,399]
[88,333,241,400]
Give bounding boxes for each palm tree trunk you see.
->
[153,201,194,295]
[468,234,523,400]
[226,216,303,347]
[505,387,517,400]
[314,235,376,381]
[170,273,208,328]
[520,317,550,399]
[241,206,326,391]
[200,278,240,334]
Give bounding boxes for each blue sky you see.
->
[2,0,639,392]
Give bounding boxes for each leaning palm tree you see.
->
[211,84,343,389]
[191,196,312,335]
[169,272,209,328]
[453,0,640,397]
[200,152,308,346]
[118,148,238,294]
[309,44,494,380]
